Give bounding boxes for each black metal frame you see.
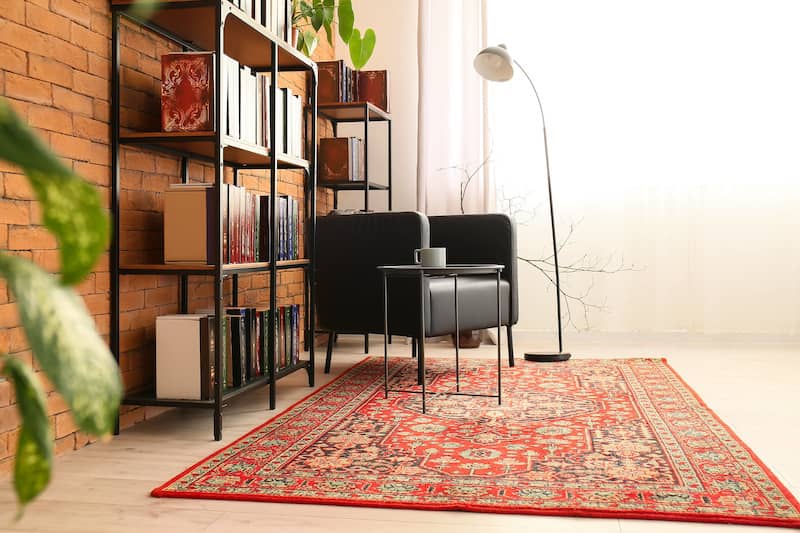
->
[380,265,503,414]
[317,102,392,212]
[110,0,317,441]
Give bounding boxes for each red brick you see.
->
[144,286,176,307]
[5,73,51,105]
[0,303,18,329]
[0,200,30,225]
[122,30,155,58]
[7,327,27,353]
[3,174,34,200]
[27,104,73,135]
[2,0,24,23]
[50,0,91,27]
[91,10,111,38]
[93,100,110,122]
[0,224,7,250]
[54,411,78,439]
[25,4,72,42]
[8,226,57,250]
[0,381,11,407]
[0,21,50,58]
[73,161,109,186]
[124,150,156,173]
[54,434,75,456]
[0,43,26,75]
[50,39,88,71]
[87,53,110,80]
[28,54,73,89]
[52,86,93,116]
[72,115,108,143]
[120,290,144,311]
[50,132,92,161]
[73,24,109,59]
[83,293,109,315]
[0,406,20,434]
[31,249,60,273]
[73,71,107,100]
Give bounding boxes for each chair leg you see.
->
[411,337,417,358]
[417,337,424,385]
[324,332,335,374]
[507,326,515,367]
[364,333,369,353]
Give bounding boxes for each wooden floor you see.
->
[0,332,798,532]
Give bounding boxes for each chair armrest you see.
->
[429,214,518,325]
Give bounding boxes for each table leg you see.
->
[383,272,389,399]
[454,275,460,393]
[496,269,502,405]
[419,271,426,413]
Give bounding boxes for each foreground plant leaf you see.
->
[0,254,122,437]
[0,98,109,285]
[2,357,53,508]
[337,0,354,43]
[349,28,376,70]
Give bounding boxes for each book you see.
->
[155,314,214,400]
[319,137,364,182]
[163,183,217,264]
[258,195,271,262]
[225,307,247,387]
[161,52,214,132]
[357,70,389,112]
[317,60,344,104]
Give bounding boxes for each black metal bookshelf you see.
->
[317,101,392,212]
[110,0,317,441]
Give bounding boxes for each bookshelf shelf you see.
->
[317,100,392,211]
[119,259,310,276]
[120,132,310,170]
[112,0,315,71]
[318,102,391,122]
[110,0,318,441]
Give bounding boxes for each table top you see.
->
[377,264,504,276]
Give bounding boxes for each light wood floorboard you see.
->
[0,332,797,532]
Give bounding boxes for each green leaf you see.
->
[296,29,306,52]
[2,357,53,507]
[302,30,319,57]
[0,98,109,286]
[337,0,354,43]
[310,0,323,31]
[0,254,122,438]
[127,0,159,19]
[348,28,376,70]
[322,0,335,45]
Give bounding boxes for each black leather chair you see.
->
[315,211,517,373]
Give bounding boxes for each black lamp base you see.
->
[524,352,571,362]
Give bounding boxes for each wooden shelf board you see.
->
[120,132,309,169]
[114,1,314,71]
[317,102,391,122]
[120,260,310,276]
[319,180,390,191]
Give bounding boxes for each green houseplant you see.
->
[0,97,122,512]
[292,0,375,69]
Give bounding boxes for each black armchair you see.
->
[315,211,517,373]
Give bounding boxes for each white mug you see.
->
[414,247,446,267]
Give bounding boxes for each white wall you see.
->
[488,0,800,335]
[334,0,418,212]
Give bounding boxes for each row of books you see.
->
[163,183,301,265]
[318,60,390,112]
[155,305,300,400]
[160,52,304,158]
[319,137,366,182]
[228,0,291,42]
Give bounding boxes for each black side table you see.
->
[378,264,504,413]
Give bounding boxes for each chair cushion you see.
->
[426,276,511,337]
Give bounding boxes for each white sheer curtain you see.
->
[416,0,490,215]
[487,0,800,335]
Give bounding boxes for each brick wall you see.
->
[0,1,335,471]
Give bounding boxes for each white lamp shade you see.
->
[473,44,514,82]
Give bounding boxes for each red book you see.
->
[356,70,389,112]
[161,52,214,132]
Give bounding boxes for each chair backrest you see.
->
[316,211,430,334]
[429,213,518,325]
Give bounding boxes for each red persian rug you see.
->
[152,357,800,528]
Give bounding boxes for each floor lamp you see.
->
[474,44,571,362]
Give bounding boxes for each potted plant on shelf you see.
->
[292,0,375,69]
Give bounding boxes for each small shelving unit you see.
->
[109,0,318,441]
[317,101,392,211]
